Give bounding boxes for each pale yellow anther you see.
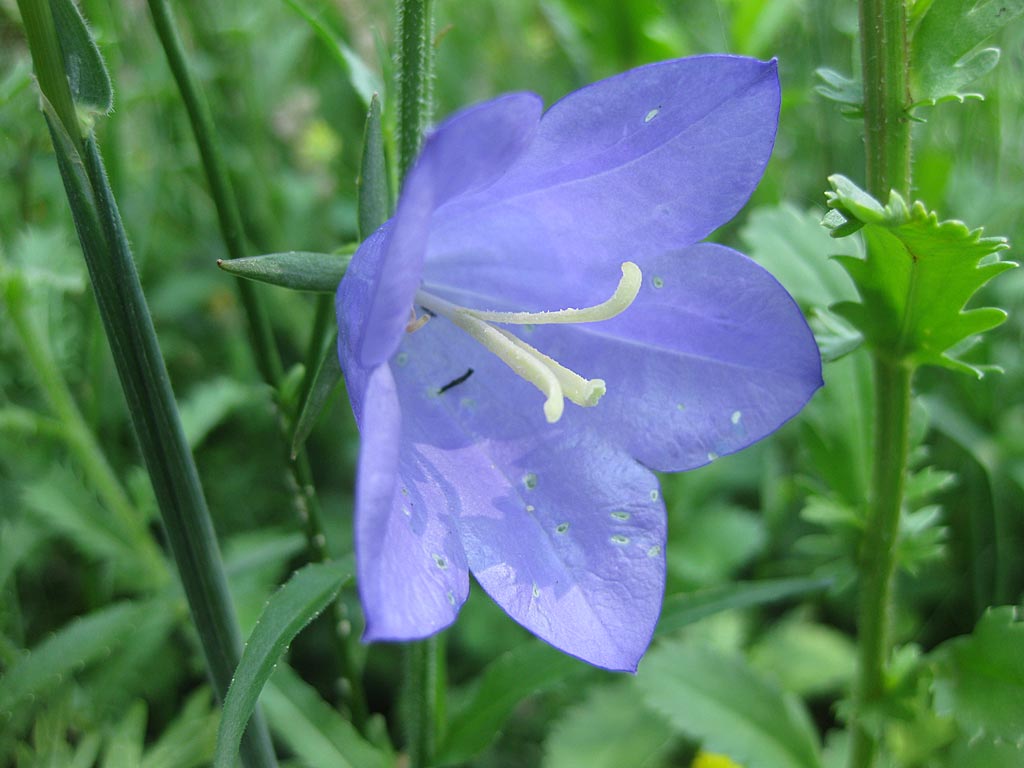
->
[413,262,642,422]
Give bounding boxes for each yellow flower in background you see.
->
[692,751,744,768]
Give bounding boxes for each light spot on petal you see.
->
[402,506,411,517]
[555,522,569,534]
[652,275,664,289]
[650,489,659,502]
[731,410,742,425]
[395,352,409,367]
[401,487,409,496]
[459,397,476,410]
[610,534,630,545]
[647,545,662,557]
[526,504,535,513]
[676,403,686,411]
[447,590,456,605]
[610,511,631,521]
[644,107,660,123]
[523,472,538,490]
[433,554,448,569]
[532,583,541,599]
[707,451,719,462]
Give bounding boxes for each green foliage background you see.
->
[1,1,1021,766]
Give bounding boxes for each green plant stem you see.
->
[850,4,913,764]
[405,637,444,768]
[397,0,435,181]
[2,280,165,583]
[16,4,278,765]
[859,0,911,200]
[145,0,368,729]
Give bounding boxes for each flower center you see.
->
[413,262,642,423]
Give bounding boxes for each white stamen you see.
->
[467,261,642,325]
[413,262,641,422]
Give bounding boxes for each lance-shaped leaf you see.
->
[217,250,352,293]
[825,175,1015,377]
[911,0,1024,106]
[50,0,112,113]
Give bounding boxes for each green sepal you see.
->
[825,175,1015,377]
[911,0,1024,106]
[359,93,391,240]
[291,332,343,458]
[49,0,113,114]
[216,249,353,293]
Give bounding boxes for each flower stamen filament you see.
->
[413,262,640,423]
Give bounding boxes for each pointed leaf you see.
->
[826,175,1015,376]
[216,250,351,293]
[932,605,1024,740]
[214,561,352,768]
[637,640,823,768]
[911,0,1024,105]
[49,0,112,113]
[0,601,149,712]
[436,641,589,765]
[291,331,343,458]
[261,664,393,768]
[359,93,390,240]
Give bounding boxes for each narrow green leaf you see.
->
[142,689,219,768]
[911,0,1024,105]
[436,641,589,765]
[49,0,112,113]
[655,577,833,637]
[179,377,265,450]
[262,664,393,768]
[102,701,147,768]
[544,681,678,768]
[279,0,382,108]
[0,601,148,713]
[359,93,390,240]
[214,561,353,768]
[826,175,1016,376]
[932,605,1024,740]
[637,640,823,768]
[291,332,342,458]
[217,251,351,293]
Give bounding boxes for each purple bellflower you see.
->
[337,55,823,671]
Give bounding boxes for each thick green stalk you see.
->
[849,1,913,766]
[16,4,278,766]
[396,0,435,180]
[145,0,368,728]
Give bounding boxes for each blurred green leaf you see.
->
[179,376,265,450]
[814,68,862,115]
[0,600,150,714]
[944,733,1024,768]
[262,664,393,768]
[216,251,351,293]
[291,332,342,458]
[655,578,833,637]
[911,0,1024,105]
[141,689,219,768]
[49,0,112,113]
[932,605,1024,740]
[437,640,589,765]
[638,640,823,768]
[666,504,766,586]
[101,701,147,768]
[749,616,857,697]
[826,175,1016,376]
[214,561,353,768]
[543,680,677,768]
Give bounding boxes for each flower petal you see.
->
[354,363,470,641]
[425,56,780,306]
[348,92,543,368]
[529,243,823,471]
[459,431,665,672]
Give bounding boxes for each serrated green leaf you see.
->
[217,250,351,293]
[291,332,343,458]
[749,617,857,697]
[437,641,589,765]
[814,67,862,113]
[262,664,393,768]
[825,175,1015,376]
[0,601,150,714]
[944,733,1024,768]
[49,0,112,113]
[214,561,352,768]
[932,605,1024,740]
[359,93,390,240]
[655,577,833,637]
[911,0,1024,105]
[637,640,823,768]
[543,680,677,768]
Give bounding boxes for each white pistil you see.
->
[414,261,641,423]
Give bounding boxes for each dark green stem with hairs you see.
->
[849,0,913,766]
[145,0,368,729]
[16,2,277,765]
